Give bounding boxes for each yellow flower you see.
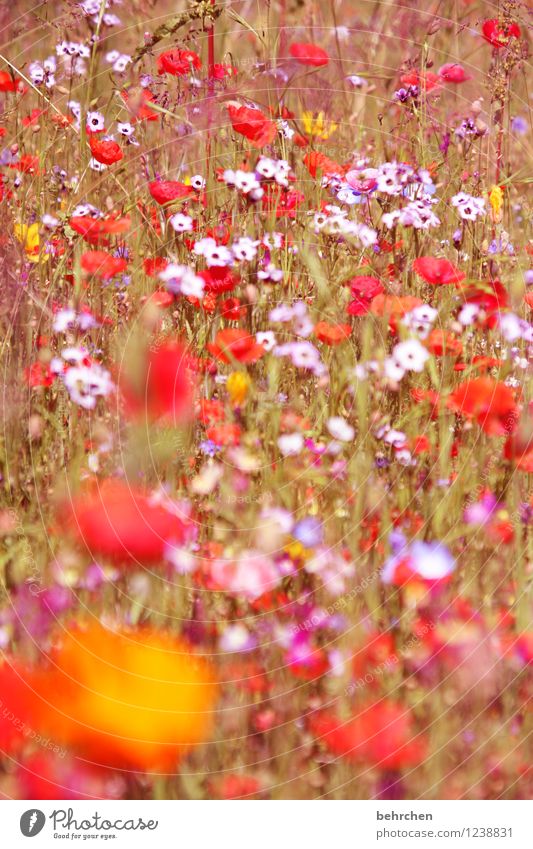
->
[302,111,337,140]
[227,371,250,406]
[14,222,47,264]
[489,185,504,223]
[284,540,310,562]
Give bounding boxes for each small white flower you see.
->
[193,236,217,256]
[169,212,193,233]
[383,429,407,448]
[116,121,135,137]
[53,309,77,333]
[86,110,105,132]
[327,417,355,442]
[278,433,304,456]
[190,174,205,191]
[384,357,406,382]
[232,237,259,262]
[256,331,277,351]
[255,157,277,180]
[392,339,430,372]
[458,303,480,326]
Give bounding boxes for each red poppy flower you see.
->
[482,19,521,48]
[289,42,329,67]
[207,329,265,364]
[370,294,423,317]
[413,256,465,285]
[460,279,508,315]
[198,266,239,295]
[347,298,373,317]
[120,88,158,121]
[143,257,169,277]
[289,645,330,679]
[314,321,351,345]
[16,753,121,800]
[352,632,398,681]
[303,151,343,178]
[22,108,46,127]
[0,69,25,93]
[212,63,237,80]
[157,49,201,76]
[24,361,55,387]
[211,774,261,800]
[425,329,463,358]
[227,105,277,148]
[119,340,193,423]
[197,398,225,425]
[62,480,189,564]
[348,275,385,300]
[70,216,131,245]
[310,700,427,769]
[10,155,40,175]
[400,70,440,91]
[89,136,123,165]
[0,661,34,754]
[81,250,127,279]
[206,422,241,446]
[447,378,518,436]
[504,426,533,472]
[148,180,194,205]
[438,63,471,83]
[220,297,246,321]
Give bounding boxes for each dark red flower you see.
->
[289,42,329,67]
[413,256,465,285]
[89,136,123,165]
[482,19,521,48]
[348,275,384,300]
[0,69,25,93]
[149,180,194,205]
[62,480,189,564]
[143,257,169,277]
[220,297,246,321]
[157,49,201,76]
[227,105,277,148]
[198,266,239,295]
[504,422,533,472]
[212,63,237,80]
[438,63,471,83]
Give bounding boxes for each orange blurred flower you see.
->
[26,623,217,772]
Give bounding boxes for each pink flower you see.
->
[211,551,280,600]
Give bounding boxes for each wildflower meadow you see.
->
[0,0,531,807]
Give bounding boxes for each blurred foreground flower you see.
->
[17,623,217,772]
[61,480,190,565]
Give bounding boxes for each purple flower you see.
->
[292,517,323,548]
[464,492,498,526]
